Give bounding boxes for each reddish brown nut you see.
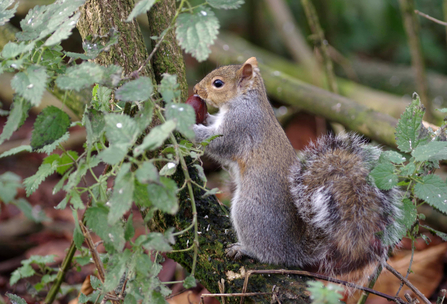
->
[185,95,207,124]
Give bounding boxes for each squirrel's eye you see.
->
[213,79,224,88]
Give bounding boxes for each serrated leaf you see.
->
[23,162,58,196]
[159,162,177,176]
[0,97,31,145]
[135,101,154,131]
[421,224,447,241]
[127,0,156,21]
[56,62,122,91]
[0,172,22,204]
[1,41,34,59]
[85,205,125,252]
[31,106,71,151]
[370,162,398,190]
[207,0,244,9]
[183,275,197,289]
[175,7,219,62]
[104,113,140,145]
[135,161,159,183]
[84,108,105,147]
[202,187,219,198]
[437,108,447,113]
[70,190,84,209]
[104,249,131,291]
[159,74,180,103]
[124,213,135,241]
[399,198,417,231]
[165,102,195,139]
[78,293,89,304]
[0,1,18,26]
[11,66,47,106]
[142,232,172,252]
[90,275,102,289]
[92,85,112,112]
[414,174,447,213]
[379,150,405,164]
[44,11,80,46]
[99,144,128,165]
[115,77,153,102]
[193,164,207,184]
[395,95,430,153]
[400,162,416,176]
[133,120,176,156]
[14,198,49,222]
[6,293,26,304]
[57,151,78,175]
[108,171,135,225]
[36,132,70,154]
[9,264,35,286]
[147,177,178,214]
[412,141,447,162]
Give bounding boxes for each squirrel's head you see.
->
[193,57,260,108]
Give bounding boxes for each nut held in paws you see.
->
[185,95,207,124]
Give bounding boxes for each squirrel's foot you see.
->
[226,243,249,260]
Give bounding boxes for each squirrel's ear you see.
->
[241,57,258,79]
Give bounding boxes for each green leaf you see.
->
[104,113,140,145]
[108,170,135,225]
[159,74,180,103]
[207,0,244,9]
[399,198,417,231]
[91,85,112,112]
[307,281,343,304]
[133,180,152,207]
[437,108,447,113]
[36,132,70,154]
[0,0,18,26]
[421,224,447,241]
[193,164,207,184]
[165,102,195,139]
[72,208,85,249]
[126,0,157,22]
[6,293,27,304]
[14,198,49,223]
[414,174,447,213]
[70,191,84,209]
[78,293,89,304]
[84,108,105,147]
[135,101,154,132]
[44,11,81,46]
[1,41,34,59]
[400,162,416,176]
[0,145,31,159]
[115,77,153,102]
[11,66,48,106]
[0,97,31,145]
[175,7,219,62]
[90,275,103,289]
[159,162,177,176]
[147,177,178,214]
[370,162,398,190]
[104,250,131,291]
[10,264,35,285]
[30,106,71,151]
[183,275,197,289]
[133,120,176,156]
[135,161,159,183]
[142,232,172,252]
[202,187,219,198]
[379,150,405,164]
[411,141,447,162]
[395,94,430,153]
[57,151,79,175]
[0,172,22,204]
[74,255,91,266]
[124,214,135,241]
[56,62,122,91]
[23,162,58,196]
[85,205,125,252]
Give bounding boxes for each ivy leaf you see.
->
[159,74,180,103]
[30,106,71,151]
[147,177,178,214]
[133,120,176,156]
[23,162,58,196]
[115,77,153,102]
[369,162,398,190]
[56,62,122,91]
[108,170,135,225]
[11,65,47,106]
[414,174,447,214]
[0,97,31,145]
[207,0,244,9]
[411,141,447,162]
[126,0,157,22]
[175,7,219,62]
[395,94,430,153]
[135,161,159,183]
[0,0,18,26]
[165,102,195,139]
[85,205,125,252]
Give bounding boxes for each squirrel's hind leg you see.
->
[226,243,253,260]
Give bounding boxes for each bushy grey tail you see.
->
[289,133,402,275]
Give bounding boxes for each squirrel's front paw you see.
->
[226,243,249,260]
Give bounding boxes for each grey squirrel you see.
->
[192,57,403,276]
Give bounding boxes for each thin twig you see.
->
[384,263,431,304]
[79,222,106,281]
[414,10,447,26]
[199,292,272,304]
[395,238,415,297]
[239,269,407,304]
[356,263,383,304]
